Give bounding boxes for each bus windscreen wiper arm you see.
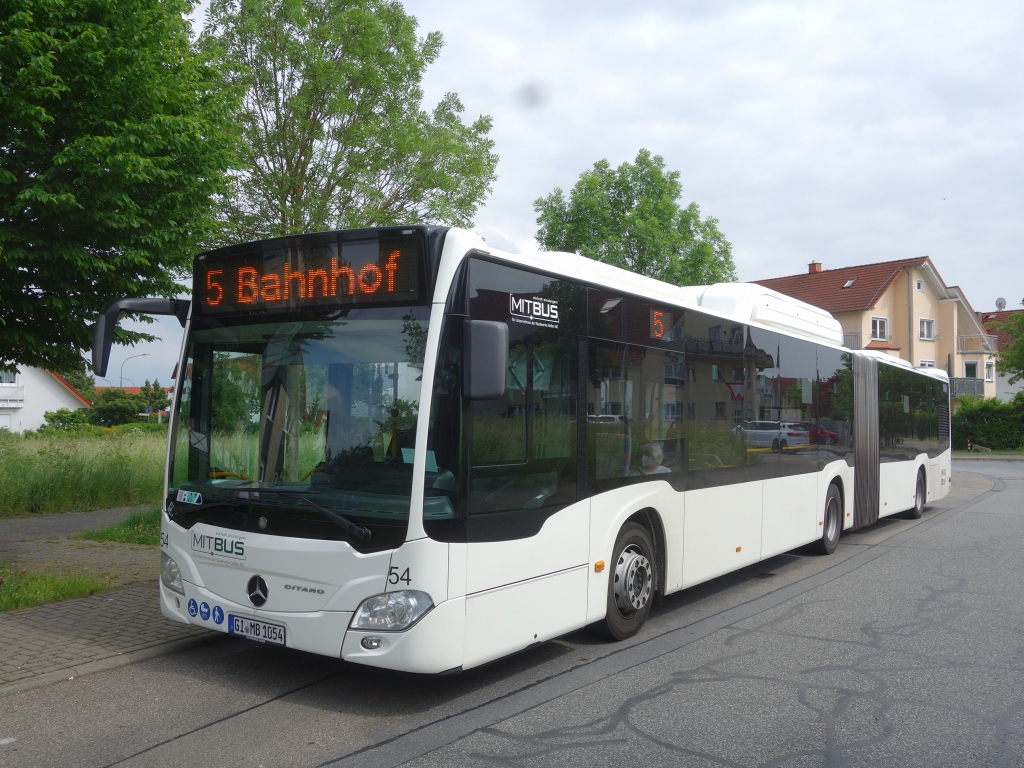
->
[297,495,372,541]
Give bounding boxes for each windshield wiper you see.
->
[296,495,372,541]
[229,483,322,495]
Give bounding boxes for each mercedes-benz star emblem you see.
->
[246,575,269,607]
[258,516,268,529]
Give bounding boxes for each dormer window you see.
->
[842,278,856,289]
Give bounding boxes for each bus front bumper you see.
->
[160,582,465,673]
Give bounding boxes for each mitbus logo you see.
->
[509,295,559,327]
[192,532,246,560]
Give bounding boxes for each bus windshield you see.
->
[168,305,436,549]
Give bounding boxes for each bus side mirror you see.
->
[92,298,191,377]
[463,320,508,400]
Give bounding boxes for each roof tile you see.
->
[754,257,931,314]
[980,309,1024,352]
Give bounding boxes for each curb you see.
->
[953,454,1024,462]
[0,632,223,699]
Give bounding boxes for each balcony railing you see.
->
[843,332,862,350]
[0,385,24,407]
[950,377,985,398]
[958,334,998,354]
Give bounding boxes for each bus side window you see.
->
[468,339,528,465]
[587,340,685,491]
[462,258,583,542]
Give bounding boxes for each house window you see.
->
[842,278,857,289]
[871,317,888,341]
[919,318,935,340]
[986,361,995,382]
[714,402,726,420]
[919,360,936,368]
[964,361,979,379]
[0,369,17,385]
[916,279,925,292]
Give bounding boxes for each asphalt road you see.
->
[1,460,1022,768]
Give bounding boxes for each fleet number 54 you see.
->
[387,566,411,585]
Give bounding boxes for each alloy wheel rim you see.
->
[614,545,653,616]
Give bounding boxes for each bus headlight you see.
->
[351,591,433,632]
[160,552,185,595]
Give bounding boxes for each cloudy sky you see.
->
[106,0,1024,387]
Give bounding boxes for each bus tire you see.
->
[815,484,842,555]
[905,469,926,519]
[599,523,655,641]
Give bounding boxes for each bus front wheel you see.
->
[599,523,655,640]
[815,484,842,555]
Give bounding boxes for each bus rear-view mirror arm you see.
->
[92,298,191,377]
[463,320,508,400]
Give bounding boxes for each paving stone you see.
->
[1,507,213,689]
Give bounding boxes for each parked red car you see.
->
[792,422,838,445]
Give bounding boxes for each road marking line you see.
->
[0,738,17,746]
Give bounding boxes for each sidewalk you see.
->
[0,507,215,697]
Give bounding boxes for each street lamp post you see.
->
[120,353,149,388]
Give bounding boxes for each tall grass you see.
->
[0,430,166,518]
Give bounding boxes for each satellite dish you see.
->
[996,298,1007,310]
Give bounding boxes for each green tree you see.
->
[139,379,170,411]
[200,0,499,242]
[995,306,1024,385]
[534,149,736,286]
[89,389,146,425]
[61,366,96,404]
[0,0,238,374]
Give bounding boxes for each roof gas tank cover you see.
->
[695,283,844,346]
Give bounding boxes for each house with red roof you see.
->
[754,257,997,404]
[0,367,92,433]
[979,306,1024,402]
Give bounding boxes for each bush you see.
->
[951,394,1024,450]
[42,407,90,432]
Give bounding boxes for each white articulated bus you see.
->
[93,226,951,673]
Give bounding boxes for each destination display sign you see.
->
[198,236,423,314]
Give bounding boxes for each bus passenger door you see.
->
[460,259,589,668]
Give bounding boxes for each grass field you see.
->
[0,431,166,518]
[0,563,111,612]
[75,507,162,546]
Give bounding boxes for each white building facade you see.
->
[0,367,92,433]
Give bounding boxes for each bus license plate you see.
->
[228,615,286,646]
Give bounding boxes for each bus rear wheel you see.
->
[905,469,926,519]
[815,484,842,555]
[599,523,655,640]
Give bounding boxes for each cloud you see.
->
[405,0,1024,308]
